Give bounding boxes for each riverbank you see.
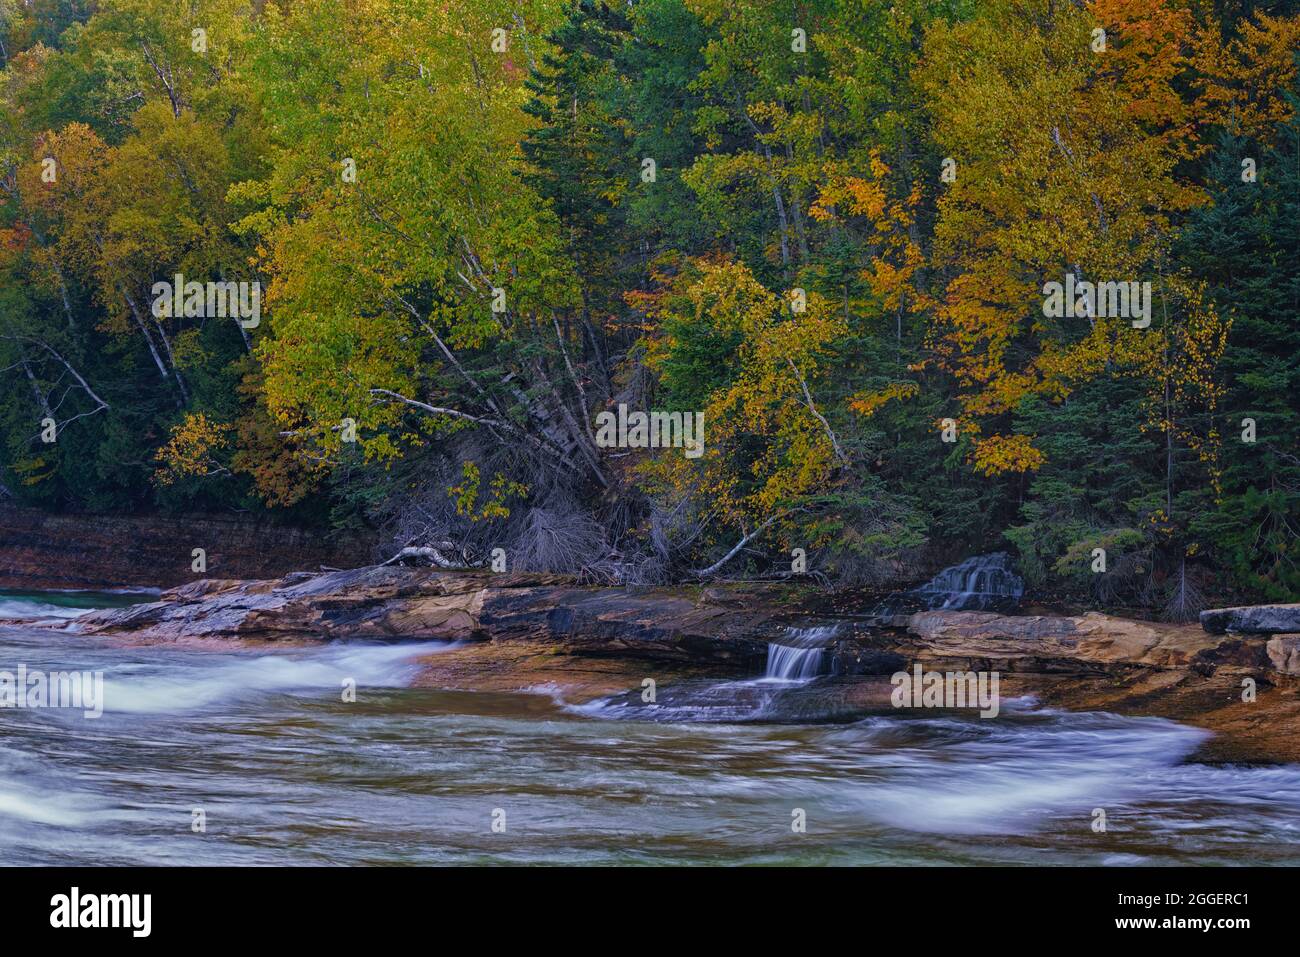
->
[57,564,1300,765]
[6,606,1298,865]
[0,505,367,591]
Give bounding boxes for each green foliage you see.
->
[1180,112,1300,599]
[0,0,1297,604]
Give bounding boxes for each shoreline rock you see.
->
[61,565,1300,765]
[1201,603,1300,635]
[72,565,780,669]
[1267,635,1300,676]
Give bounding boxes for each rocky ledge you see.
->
[71,565,784,666]
[1200,602,1300,635]
[64,565,1300,764]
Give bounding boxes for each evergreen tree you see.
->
[1180,111,1300,598]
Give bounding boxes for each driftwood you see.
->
[380,543,486,570]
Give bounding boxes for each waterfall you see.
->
[764,625,837,680]
[909,552,1024,612]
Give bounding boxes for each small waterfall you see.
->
[909,552,1024,612]
[764,625,837,680]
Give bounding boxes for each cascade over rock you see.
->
[909,553,1025,612]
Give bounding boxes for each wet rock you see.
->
[826,644,908,676]
[78,566,510,642]
[1190,636,1272,671]
[1200,603,1300,635]
[74,565,776,668]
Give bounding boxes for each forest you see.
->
[1,0,1298,616]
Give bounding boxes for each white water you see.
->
[0,588,158,623]
[0,744,98,826]
[764,625,837,681]
[910,552,1025,611]
[834,711,1214,834]
[3,591,1300,864]
[0,598,92,621]
[98,641,457,713]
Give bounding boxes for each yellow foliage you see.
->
[850,381,919,418]
[1192,11,1300,144]
[972,433,1046,477]
[639,257,848,533]
[448,461,528,522]
[153,413,231,486]
[918,0,1232,475]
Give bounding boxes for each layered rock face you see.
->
[902,609,1263,671]
[0,505,364,591]
[1198,602,1300,681]
[884,608,1298,764]
[68,565,1300,763]
[74,566,779,668]
[76,566,1282,675]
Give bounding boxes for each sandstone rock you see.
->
[907,610,1078,643]
[74,565,777,668]
[1267,635,1300,675]
[1200,603,1300,635]
[902,608,1228,671]
[51,562,1300,764]
[79,564,1258,682]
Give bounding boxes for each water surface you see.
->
[1,594,1297,865]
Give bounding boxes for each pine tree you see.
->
[1180,109,1300,598]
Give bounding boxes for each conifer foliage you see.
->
[1,0,1297,608]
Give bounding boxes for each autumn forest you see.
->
[2,0,1299,616]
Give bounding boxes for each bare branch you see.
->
[691,511,788,578]
[786,356,849,466]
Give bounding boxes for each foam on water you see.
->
[99,641,457,713]
[0,744,101,828]
[0,790,93,826]
[2,589,1299,863]
[840,712,1214,834]
[0,598,92,622]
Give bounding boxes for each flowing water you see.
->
[764,625,836,680]
[1,592,1298,865]
[909,552,1025,611]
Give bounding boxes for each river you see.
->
[2,590,1298,865]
